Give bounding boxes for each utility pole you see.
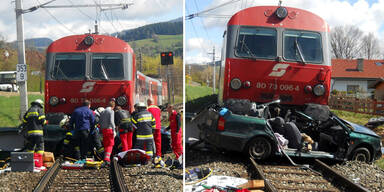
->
[15,0,28,119]
[208,46,215,93]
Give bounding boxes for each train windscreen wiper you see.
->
[55,61,69,81]
[238,36,257,59]
[100,61,109,80]
[294,38,306,64]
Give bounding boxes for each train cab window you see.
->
[91,54,124,80]
[52,54,85,80]
[283,30,323,64]
[235,27,277,59]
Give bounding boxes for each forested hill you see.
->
[116,18,182,42]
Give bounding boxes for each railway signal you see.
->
[160,52,174,65]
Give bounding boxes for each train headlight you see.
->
[275,7,288,20]
[84,35,94,46]
[117,96,127,106]
[49,96,59,106]
[230,78,242,90]
[313,84,325,96]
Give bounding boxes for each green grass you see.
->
[186,85,215,101]
[0,93,44,127]
[331,109,381,126]
[376,158,384,169]
[129,35,182,56]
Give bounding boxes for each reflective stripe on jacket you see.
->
[131,110,155,139]
[23,105,46,135]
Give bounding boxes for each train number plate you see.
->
[256,82,300,92]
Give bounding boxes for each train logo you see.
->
[268,63,289,77]
[79,82,96,93]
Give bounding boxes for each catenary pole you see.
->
[15,0,28,119]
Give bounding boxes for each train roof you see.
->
[47,34,134,53]
[228,6,329,32]
[137,71,163,84]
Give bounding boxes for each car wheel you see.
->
[352,147,371,162]
[248,137,271,160]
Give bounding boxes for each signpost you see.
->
[16,64,27,82]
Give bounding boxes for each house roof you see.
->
[331,59,384,79]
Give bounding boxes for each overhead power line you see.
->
[186,0,240,20]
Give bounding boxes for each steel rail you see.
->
[111,158,128,192]
[313,159,369,192]
[249,158,278,192]
[33,159,61,192]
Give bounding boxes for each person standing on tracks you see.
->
[147,98,164,167]
[23,99,46,167]
[166,105,183,160]
[99,100,116,165]
[69,99,95,161]
[131,102,156,159]
[115,106,133,152]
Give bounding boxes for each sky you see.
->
[185,0,384,64]
[0,0,182,42]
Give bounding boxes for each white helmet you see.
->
[31,99,44,107]
[96,107,105,114]
[135,102,146,108]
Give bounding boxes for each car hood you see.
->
[346,121,379,137]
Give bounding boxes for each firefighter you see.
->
[147,98,164,167]
[115,106,133,152]
[131,102,156,159]
[166,105,183,159]
[69,100,95,161]
[23,99,46,167]
[99,100,116,165]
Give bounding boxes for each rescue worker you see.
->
[87,107,105,160]
[115,106,133,151]
[131,102,156,159]
[147,98,164,167]
[99,100,116,165]
[166,105,183,159]
[23,99,46,167]
[69,99,95,161]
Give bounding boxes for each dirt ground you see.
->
[0,91,42,97]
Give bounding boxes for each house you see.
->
[331,59,384,99]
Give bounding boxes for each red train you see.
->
[219,6,331,107]
[45,34,167,117]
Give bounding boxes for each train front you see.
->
[219,6,332,106]
[45,34,136,117]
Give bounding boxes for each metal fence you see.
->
[329,94,384,115]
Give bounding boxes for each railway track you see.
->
[250,158,369,192]
[33,158,127,192]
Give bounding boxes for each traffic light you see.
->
[160,52,174,65]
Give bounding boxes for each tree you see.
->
[360,32,381,60]
[330,25,363,59]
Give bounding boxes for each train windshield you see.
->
[52,54,85,80]
[235,27,277,59]
[283,30,323,64]
[91,53,124,80]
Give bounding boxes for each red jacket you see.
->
[169,110,181,133]
[148,105,161,130]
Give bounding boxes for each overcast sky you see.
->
[186,0,384,64]
[0,0,182,42]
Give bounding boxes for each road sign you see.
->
[16,64,27,82]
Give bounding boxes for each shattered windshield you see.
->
[283,30,323,64]
[235,27,277,59]
[91,54,124,80]
[52,54,86,80]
